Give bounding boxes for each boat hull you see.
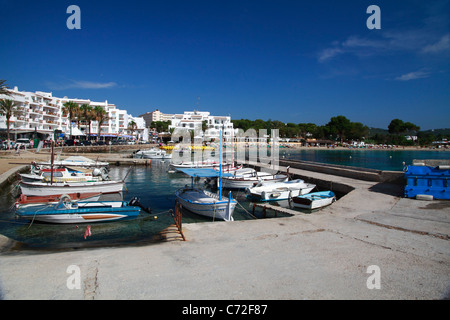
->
[292,191,336,209]
[175,188,236,221]
[16,201,140,224]
[19,181,124,197]
[15,192,102,208]
[222,174,288,189]
[246,179,316,202]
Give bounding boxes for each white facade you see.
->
[0,86,148,141]
[139,109,174,126]
[169,110,234,141]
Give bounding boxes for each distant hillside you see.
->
[368,127,450,136]
[421,128,450,136]
[368,127,388,135]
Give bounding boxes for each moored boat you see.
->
[246,179,316,202]
[175,187,236,221]
[37,156,109,168]
[20,166,109,183]
[15,192,102,208]
[222,171,288,189]
[15,195,144,224]
[133,148,172,159]
[292,191,336,209]
[170,159,229,170]
[19,180,125,197]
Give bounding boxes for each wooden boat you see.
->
[37,156,109,168]
[170,159,229,170]
[15,195,144,224]
[20,166,109,183]
[292,191,336,209]
[222,171,288,189]
[175,131,237,221]
[15,192,102,208]
[175,187,236,221]
[246,179,316,202]
[133,148,172,159]
[19,180,125,197]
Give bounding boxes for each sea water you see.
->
[0,161,270,250]
[281,148,450,171]
[0,148,448,250]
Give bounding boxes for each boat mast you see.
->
[219,128,223,200]
[50,140,54,185]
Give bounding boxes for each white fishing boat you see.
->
[170,159,229,170]
[20,166,109,183]
[175,130,237,221]
[246,179,316,202]
[37,156,109,168]
[222,170,288,189]
[175,186,236,221]
[15,192,102,209]
[15,195,145,224]
[292,191,336,209]
[19,180,125,197]
[133,148,172,159]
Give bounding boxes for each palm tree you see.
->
[0,99,20,149]
[62,101,80,139]
[80,104,95,138]
[0,80,11,96]
[127,120,137,138]
[94,106,108,141]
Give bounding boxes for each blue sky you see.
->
[1,0,449,130]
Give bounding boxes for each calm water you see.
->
[281,148,450,171]
[0,161,288,250]
[0,148,448,250]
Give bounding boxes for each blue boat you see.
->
[15,196,146,224]
[292,191,336,209]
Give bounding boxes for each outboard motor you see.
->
[129,197,152,213]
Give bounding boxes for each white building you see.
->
[169,110,234,141]
[139,109,174,127]
[0,86,148,141]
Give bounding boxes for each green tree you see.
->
[94,106,108,141]
[127,120,137,139]
[62,101,80,139]
[326,115,351,143]
[388,119,405,134]
[0,99,19,148]
[80,104,95,138]
[0,80,11,96]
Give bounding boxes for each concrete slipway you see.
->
[0,163,449,300]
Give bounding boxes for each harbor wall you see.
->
[276,159,404,184]
[242,158,405,195]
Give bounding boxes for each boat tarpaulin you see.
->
[178,168,234,178]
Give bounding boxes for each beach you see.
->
[0,146,449,301]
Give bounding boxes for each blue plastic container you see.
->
[404,165,450,200]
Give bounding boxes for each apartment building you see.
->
[0,86,148,141]
[139,109,174,127]
[169,110,234,141]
